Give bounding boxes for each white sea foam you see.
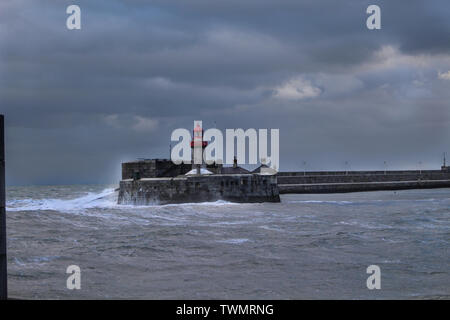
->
[156,200,236,208]
[6,188,118,212]
[288,200,354,204]
[287,198,450,205]
[6,188,235,212]
[217,238,250,244]
[14,256,60,266]
[259,225,285,232]
[335,220,393,229]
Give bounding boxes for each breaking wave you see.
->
[6,188,235,212]
[6,188,118,212]
[287,200,354,205]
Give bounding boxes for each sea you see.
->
[4,185,450,299]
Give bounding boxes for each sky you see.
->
[1,0,450,185]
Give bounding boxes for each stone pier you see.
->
[118,174,280,205]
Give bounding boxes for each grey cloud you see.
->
[1,0,450,185]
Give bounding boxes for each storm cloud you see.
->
[1,0,450,185]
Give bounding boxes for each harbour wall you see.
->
[122,159,191,180]
[118,174,280,205]
[120,159,450,199]
[278,170,450,194]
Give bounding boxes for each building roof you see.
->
[185,168,214,175]
[252,164,277,175]
[220,166,250,174]
[252,164,269,173]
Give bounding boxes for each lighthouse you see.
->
[190,120,208,174]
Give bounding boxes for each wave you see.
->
[151,200,236,208]
[217,238,250,244]
[6,188,118,212]
[6,188,235,212]
[288,200,354,205]
[287,198,450,205]
[335,220,394,230]
[14,255,60,266]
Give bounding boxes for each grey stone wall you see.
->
[277,171,450,185]
[122,159,191,179]
[277,170,446,176]
[277,169,450,193]
[118,174,280,205]
[279,180,450,194]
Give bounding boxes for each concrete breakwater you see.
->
[278,170,450,194]
[118,159,450,204]
[118,174,280,205]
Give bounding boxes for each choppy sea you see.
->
[5,185,450,299]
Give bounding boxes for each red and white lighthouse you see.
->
[191,120,208,174]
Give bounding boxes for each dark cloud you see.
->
[1,0,450,185]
